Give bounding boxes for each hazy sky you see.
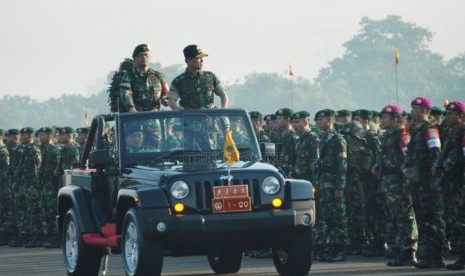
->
[0,0,464,101]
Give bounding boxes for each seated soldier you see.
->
[125,124,157,153]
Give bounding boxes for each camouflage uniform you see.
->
[407,117,447,266]
[276,130,298,176]
[39,139,61,247]
[381,125,418,253]
[294,129,319,183]
[0,138,10,244]
[168,69,225,109]
[17,135,42,247]
[6,132,23,245]
[315,125,349,260]
[435,102,465,269]
[56,145,80,178]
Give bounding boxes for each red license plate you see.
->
[213,185,249,199]
[212,197,252,213]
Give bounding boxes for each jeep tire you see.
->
[207,250,243,274]
[272,228,313,276]
[122,208,163,276]
[62,208,102,276]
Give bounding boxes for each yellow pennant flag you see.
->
[223,130,240,164]
[395,49,400,65]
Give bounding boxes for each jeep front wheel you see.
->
[62,208,102,276]
[272,228,313,276]
[207,250,243,274]
[122,208,163,276]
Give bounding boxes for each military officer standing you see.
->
[6,129,22,246]
[38,127,61,248]
[405,97,447,268]
[373,105,418,266]
[119,44,170,112]
[314,109,349,262]
[433,101,465,270]
[167,44,228,110]
[275,108,298,177]
[249,111,271,143]
[290,111,319,183]
[76,127,89,161]
[54,127,80,181]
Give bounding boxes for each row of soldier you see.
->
[0,126,92,248]
[247,97,465,271]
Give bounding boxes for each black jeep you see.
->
[57,108,315,276]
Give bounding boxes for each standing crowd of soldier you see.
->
[248,96,465,271]
[0,126,92,248]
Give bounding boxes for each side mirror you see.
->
[260,142,275,158]
[88,149,111,169]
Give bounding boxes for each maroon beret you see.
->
[446,101,465,114]
[411,96,433,109]
[380,104,404,115]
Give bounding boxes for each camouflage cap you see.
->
[0,129,4,136]
[60,126,75,134]
[353,109,372,119]
[20,127,35,134]
[314,109,335,120]
[76,127,89,134]
[275,108,294,118]
[264,114,277,121]
[183,45,208,59]
[249,111,262,120]
[380,104,404,115]
[38,127,55,134]
[446,101,465,114]
[411,96,433,109]
[6,129,20,136]
[340,121,365,138]
[430,106,444,116]
[291,111,310,120]
[335,109,352,117]
[132,43,150,58]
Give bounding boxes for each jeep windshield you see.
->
[116,109,261,170]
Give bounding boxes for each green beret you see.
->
[353,109,372,119]
[371,110,380,118]
[291,111,310,120]
[249,111,262,119]
[132,44,150,58]
[264,114,277,122]
[38,127,55,134]
[6,129,20,136]
[314,109,335,120]
[0,129,4,136]
[336,109,351,117]
[76,127,89,134]
[60,126,74,134]
[20,127,34,134]
[275,108,294,118]
[430,106,444,116]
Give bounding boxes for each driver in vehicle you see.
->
[125,124,157,153]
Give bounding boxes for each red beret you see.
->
[411,96,433,109]
[380,104,403,115]
[446,101,465,114]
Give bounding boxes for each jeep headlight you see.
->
[171,180,189,199]
[262,176,280,195]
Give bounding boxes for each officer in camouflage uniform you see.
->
[38,127,61,248]
[372,105,418,266]
[16,127,42,248]
[264,114,280,143]
[5,129,22,246]
[76,127,89,161]
[353,110,387,257]
[119,44,170,112]
[0,129,11,245]
[162,120,183,151]
[334,109,352,133]
[275,108,298,177]
[406,97,447,268]
[314,109,349,262]
[249,111,271,143]
[167,45,228,110]
[290,111,319,183]
[432,101,465,270]
[54,127,80,182]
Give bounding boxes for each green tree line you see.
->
[1,16,464,129]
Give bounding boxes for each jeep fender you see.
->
[57,185,98,235]
[285,179,315,201]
